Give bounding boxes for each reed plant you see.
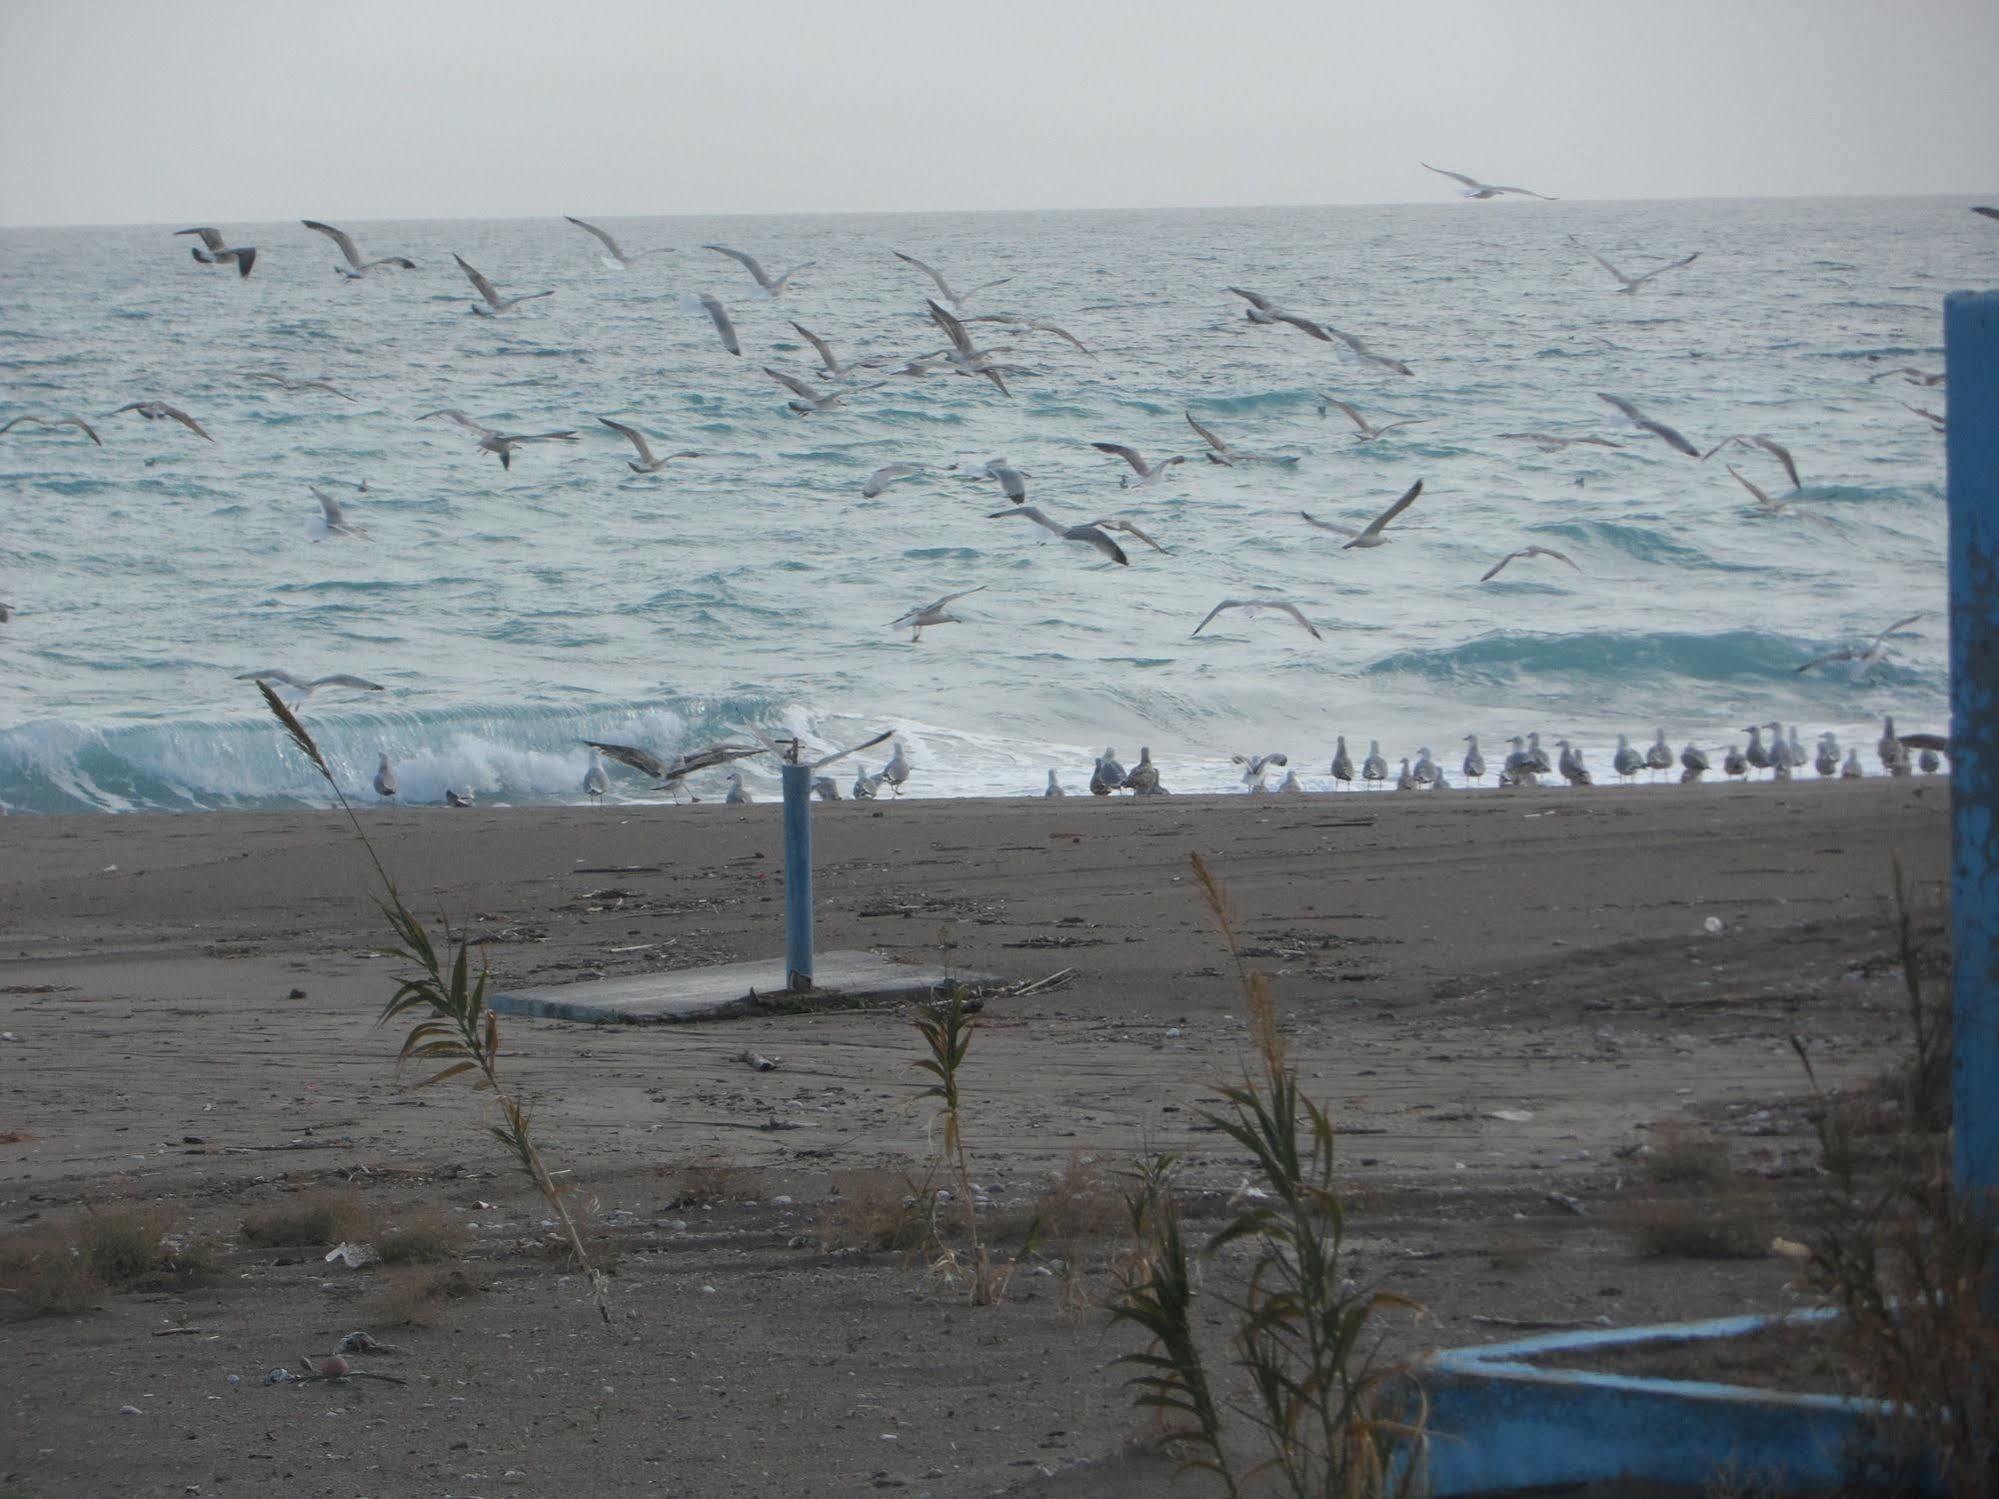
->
[1110,854,1425,1497]
[253,683,607,1321]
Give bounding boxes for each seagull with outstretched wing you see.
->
[1300,479,1424,549]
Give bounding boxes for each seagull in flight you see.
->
[1191,598,1323,640]
[891,585,987,643]
[1185,410,1297,465]
[565,216,671,268]
[963,314,1095,357]
[597,417,698,474]
[0,413,101,445]
[862,463,933,498]
[176,227,256,277]
[1324,325,1414,376]
[1497,431,1619,453]
[1420,163,1555,200]
[893,249,1011,307]
[1228,286,1335,342]
[1795,613,1925,674]
[1091,441,1187,488]
[235,669,385,700]
[307,485,368,540]
[579,739,763,790]
[418,409,577,470]
[111,401,213,441]
[454,254,553,315]
[301,221,416,278]
[1598,393,1700,456]
[764,365,880,414]
[1480,545,1580,582]
[981,458,1029,502]
[704,244,812,296]
[1973,206,1999,222]
[1704,433,1800,490]
[927,300,1012,395]
[1571,237,1699,293]
[1300,479,1424,549]
[1320,397,1424,442]
[243,372,356,401]
[987,505,1130,565]
[789,321,889,378]
[698,295,741,356]
[1866,366,1944,388]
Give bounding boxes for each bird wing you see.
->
[1976,207,1999,221]
[1091,441,1148,474]
[1093,518,1166,552]
[236,668,306,689]
[703,243,770,288]
[177,227,227,251]
[661,744,765,782]
[309,486,345,525]
[699,296,741,355]
[789,321,839,371]
[1299,511,1360,538]
[1571,239,1629,283]
[976,364,1012,398]
[515,430,579,443]
[309,674,384,691]
[1275,602,1323,639]
[65,414,104,445]
[962,276,1013,299]
[810,729,896,772]
[931,585,988,609]
[1641,418,1699,457]
[419,409,495,436]
[1272,311,1334,341]
[926,299,975,357]
[1191,600,1239,637]
[1359,479,1424,537]
[301,220,363,268]
[893,250,955,302]
[1025,319,1092,355]
[1489,183,1555,200]
[1421,163,1482,190]
[1532,546,1581,571]
[764,366,822,401]
[1373,418,1424,435]
[597,417,656,465]
[1794,649,1859,674]
[1725,465,1772,507]
[159,404,214,440]
[1321,397,1367,433]
[1870,613,1926,648]
[1070,526,1129,566]
[1184,410,1231,456]
[989,505,1067,538]
[1597,392,1642,423]
[581,739,669,779]
[453,254,501,306]
[1633,252,1700,284]
[1480,551,1522,582]
[1227,286,1277,312]
[1752,434,1801,489]
[361,257,416,272]
[566,216,624,259]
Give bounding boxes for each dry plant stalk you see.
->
[1111,853,1426,1498]
[253,682,608,1322]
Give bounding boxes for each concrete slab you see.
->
[488,950,1001,1025]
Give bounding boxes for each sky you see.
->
[2,0,1995,228]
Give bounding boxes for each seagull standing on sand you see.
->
[892,585,986,643]
[584,751,609,802]
[1091,750,1126,796]
[1421,163,1555,200]
[1122,748,1160,795]
[1724,745,1748,780]
[1842,748,1865,778]
[988,505,1130,566]
[1462,735,1485,783]
[111,401,213,441]
[1814,734,1840,778]
[704,244,813,296]
[1044,770,1066,798]
[1331,737,1355,789]
[1185,410,1298,465]
[1745,725,1772,775]
[724,773,752,805]
[892,249,1011,308]
[1191,599,1322,640]
[1680,743,1710,782]
[1646,730,1673,781]
[301,221,416,278]
[453,254,553,315]
[1362,741,1388,787]
[1612,734,1643,783]
[597,417,699,474]
[1413,747,1437,784]
[176,227,256,277]
[881,742,912,795]
[1301,480,1424,549]
[813,776,841,801]
[852,769,882,799]
[1598,394,1700,457]
[374,753,398,800]
[1320,397,1425,443]
[418,409,578,470]
[1481,546,1580,582]
[565,216,671,267]
[1395,758,1419,791]
[1571,238,1699,293]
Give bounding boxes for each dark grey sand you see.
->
[0,778,1950,1494]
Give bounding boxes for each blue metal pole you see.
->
[1946,290,1999,1201]
[780,760,814,990]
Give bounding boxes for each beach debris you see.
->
[335,1331,403,1356]
[740,1050,780,1072]
[1468,1313,1614,1331]
[324,1241,379,1269]
[119,1403,143,1415]
[262,1368,294,1386]
[1545,1191,1587,1216]
[1703,916,1724,934]
[1487,1109,1534,1124]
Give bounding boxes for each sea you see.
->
[0,197,1980,812]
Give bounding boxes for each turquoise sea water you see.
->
[0,198,1979,810]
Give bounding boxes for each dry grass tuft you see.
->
[374,1208,469,1265]
[1642,1123,1732,1188]
[666,1164,748,1210]
[240,1190,369,1248]
[0,1209,218,1317]
[365,1263,478,1328]
[1626,1198,1770,1260]
[822,1171,938,1254]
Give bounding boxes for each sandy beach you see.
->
[0,778,1951,1495]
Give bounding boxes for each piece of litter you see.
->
[1703,916,1724,934]
[325,1241,379,1269]
[740,1051,779,1072]
[1545,1192,1587,1217]
[1488,1109,1534,1124]
[119,1404,142,1416]
[1770,1236,1812,1262]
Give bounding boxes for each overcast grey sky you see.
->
[3,0,1994,228]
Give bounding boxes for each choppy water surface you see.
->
[0,199,1979,810]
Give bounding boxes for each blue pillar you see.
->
[1947,291,1999,1200]
[781,760,814,990]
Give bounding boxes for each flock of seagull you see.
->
[2,178,1980,808]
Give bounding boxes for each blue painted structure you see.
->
[1947,290,1999,1202]
[1420,1310,1889,1494]
[780,760,814,989]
